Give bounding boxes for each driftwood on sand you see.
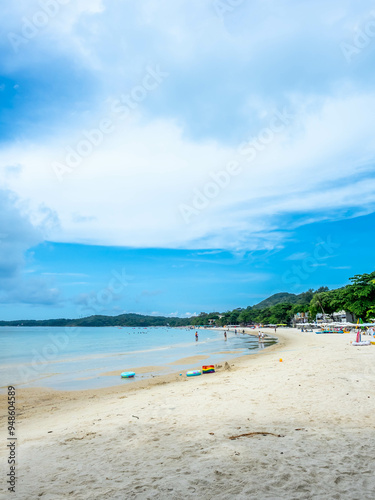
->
[228,431,284,440]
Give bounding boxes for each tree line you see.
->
[1,271,373,327]
[190,271,375,326]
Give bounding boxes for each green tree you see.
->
[339,272,375,319]
[309,291,339,320]
[237,309,251,324]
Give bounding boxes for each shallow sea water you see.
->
[0,326,276,390]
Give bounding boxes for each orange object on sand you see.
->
[279,358,283,362]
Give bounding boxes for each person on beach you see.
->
[224,331,227,340]
[195,331,198,341]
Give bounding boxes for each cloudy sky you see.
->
[1,0,375,319]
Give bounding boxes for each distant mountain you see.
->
[253,292,299,309]
[253,290,316,309]
[0,313,191,328]
[0,288,330,326]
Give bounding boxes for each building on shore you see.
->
[293,310,356,326]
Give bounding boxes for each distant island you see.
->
[0,313,191,328]
[1,271,374,327]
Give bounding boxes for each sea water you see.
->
[0,326,276,391]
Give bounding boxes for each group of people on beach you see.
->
[194,331,228,341]
[235,327,268,341]
[195,327,270,342]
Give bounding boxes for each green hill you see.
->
[253,292,300,309]
[0,313,191,328]
[253,288,326,309]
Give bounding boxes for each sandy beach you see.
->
[1,328,374,499]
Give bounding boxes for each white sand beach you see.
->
[1,328,374,499]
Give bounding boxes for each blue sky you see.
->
[1,1,375,319]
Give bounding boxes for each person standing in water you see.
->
[224,331,227,340]
[195,331,198,341]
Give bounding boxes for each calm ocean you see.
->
[0,326,275,391]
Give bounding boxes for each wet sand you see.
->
[168,355,210,365]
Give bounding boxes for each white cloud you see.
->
[0,189,63,305]
[2,1,375,252]
[0,188,42,278]
[1,91,375,251]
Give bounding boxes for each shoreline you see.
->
[0,326,275,395]
[1,327,374,498]
[0,327,281,413]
